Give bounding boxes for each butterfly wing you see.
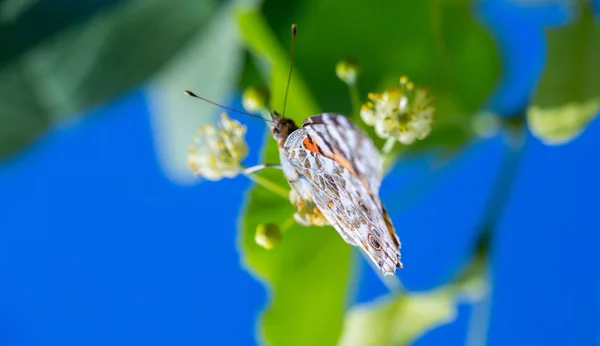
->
[300,114,401,252]
[301,113,383,194]
[284,113,402,275]
[287,147,401,275]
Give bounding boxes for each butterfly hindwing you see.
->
[286,147,402,275]
[280,113,402,274]
[301,114,401,250]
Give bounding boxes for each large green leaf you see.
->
[527,5,600,144]
[238,10,352,346]
[261,0,500,151]
[0,0,218,158]
[146,3,244,183]
[338,291,457,346]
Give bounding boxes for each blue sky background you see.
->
[1,1,600,345]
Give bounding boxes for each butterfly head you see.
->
[270,111,298,147]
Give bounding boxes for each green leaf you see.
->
[238,10,352,346]
[0,0,218,158]
[146,3,244,183]
[261,0,500,152]
[527,6,600,145]
[338,291,457,346]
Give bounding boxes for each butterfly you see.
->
[185,24,402,276]
[271,111,402,275]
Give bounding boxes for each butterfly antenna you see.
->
[184,90,273,123]
[281,24,297,117]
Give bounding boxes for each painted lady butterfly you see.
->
[186,24,403,276]
[271,111,403,275]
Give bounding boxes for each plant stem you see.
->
[382,138,396,155]
[349,83,361,119]
[463,122,526,346]
[465,274,492,346]
[280,216,296,233]
[381,138,399,172]
[243,172,289,200]
[242,163,281,175]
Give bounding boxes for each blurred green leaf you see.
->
[338,291,457,346]
[527,6,600,145]
[0,0,38,24]
[261,0,500,152]
[0,0,218,158]
[147,3,244,184]
[238,10,352,346]
[0,0,122,67]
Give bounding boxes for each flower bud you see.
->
[242,87,268,113]
[335,60,361,86]
[255,223,282,250]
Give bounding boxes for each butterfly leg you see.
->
[242,163,282,174]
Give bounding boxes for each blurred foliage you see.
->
[259,0,499,153]
[0,0,217,158]
[338,291,456,346]
[147,2,244,183]
[0,0,121,66]
[528,3,600,144]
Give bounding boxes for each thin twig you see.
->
[463,122,526,346]
[242,163,282,175]
[349,83,361,119]
[382,138,396,155]
[465,271,492,346]
[242,172,289,200]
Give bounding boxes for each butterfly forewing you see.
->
[282,113,402,275]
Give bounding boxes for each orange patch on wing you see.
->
[302,136,373,194]
[302,137,320,154]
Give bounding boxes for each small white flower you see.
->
[360,76,434,145]
[187,113,248,180]
[360,102,376,126]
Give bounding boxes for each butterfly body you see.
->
[271,112,403,275]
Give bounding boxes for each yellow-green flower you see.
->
[187,113,248,180]
[360,76,434,145]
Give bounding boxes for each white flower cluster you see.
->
[360,76,434,145]
[187,113,248,180]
